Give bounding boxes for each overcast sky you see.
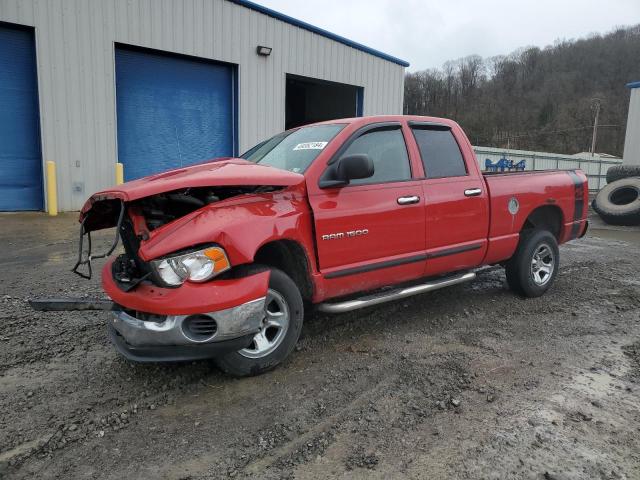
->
[259,0,640,71]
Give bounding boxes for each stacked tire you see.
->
[606,165,640,184]
[593,166,640,226]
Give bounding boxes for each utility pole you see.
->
[590,98,601,157]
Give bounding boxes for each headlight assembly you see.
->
[151,246,230,286]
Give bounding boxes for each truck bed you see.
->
[482,168,588,265]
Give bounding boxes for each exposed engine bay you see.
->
[73,185,283,280]
[133,185,281,230]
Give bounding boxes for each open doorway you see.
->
[285,74,363,130]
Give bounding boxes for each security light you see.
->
[256,46,272,56]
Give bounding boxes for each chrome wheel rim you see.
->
[531,243,555,286]
[239,289,289,359]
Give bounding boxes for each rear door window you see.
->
[411,127,467,179]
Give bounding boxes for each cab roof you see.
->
[306,115,461,130]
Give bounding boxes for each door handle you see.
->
[464,188,482,197]
[397,195,420,205]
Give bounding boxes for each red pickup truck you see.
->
[76,115,588,376]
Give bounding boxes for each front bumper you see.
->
[108,325,255,362]
[109,297,265,362]
[102,259,271,362]
[110,296,266,346]
[102,259,271,315]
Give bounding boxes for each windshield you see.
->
[241,124,345,173]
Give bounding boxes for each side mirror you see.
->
[319,154,374,188]
[337,154,374,182]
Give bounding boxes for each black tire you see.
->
[606,164,640,184]
[505,229,559,298]
[592,177,640,226]
[215,267,303,377]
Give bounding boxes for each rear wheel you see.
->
[505,229,559,298]
[215,267,303,377]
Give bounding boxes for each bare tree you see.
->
[403,24,640,155]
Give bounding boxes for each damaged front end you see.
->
[71,198,125,280]
[72,185,280,285]
[71,185,286,362]
[73,157,305,284]
[35,158,308,361]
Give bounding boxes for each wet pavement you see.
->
[1,210,640,479]
[588,213,640,246]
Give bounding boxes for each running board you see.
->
[316,272,476,314]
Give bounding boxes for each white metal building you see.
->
[0,0,408,211]
[623,81,640,166]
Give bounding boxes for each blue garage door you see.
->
[115,47,235,181]
[0,24,43,211]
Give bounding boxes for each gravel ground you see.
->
[1,211,639,479]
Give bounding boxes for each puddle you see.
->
[539,343,636,434]
[0,437,45,464]
[588,228,640,247]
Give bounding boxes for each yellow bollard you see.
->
[115,162,124,185]
[46,160,58,216]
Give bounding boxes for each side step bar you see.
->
[316,272,476,314]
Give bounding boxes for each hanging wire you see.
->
[72,201,125,280]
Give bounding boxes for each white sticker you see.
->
[293,142,327,151]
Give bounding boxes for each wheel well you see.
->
[522,205,563,240]
[253,240,313,301]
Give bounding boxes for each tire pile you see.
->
[592,165,640,226]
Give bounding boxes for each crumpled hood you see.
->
[80,158,304,216]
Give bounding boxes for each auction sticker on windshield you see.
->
[293,142,328,151]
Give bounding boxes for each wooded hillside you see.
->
[403,25,640,156]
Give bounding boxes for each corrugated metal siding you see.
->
[623,88,640,165]
[0,0,405,210]
[473,146,623,191]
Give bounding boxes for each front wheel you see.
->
[215,267,303,377]
[505,229,559,298]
